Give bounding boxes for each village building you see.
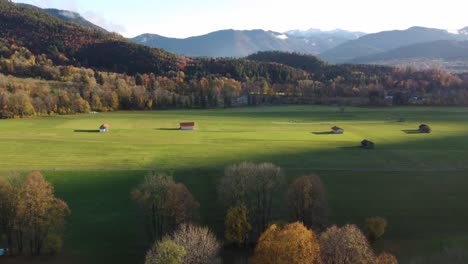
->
[361,139,375,149]
[100,124,110,133]
[331,126,344,134]
[180,122,195,131]
[419,124,431,133]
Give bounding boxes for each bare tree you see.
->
[218,162,284,237]
[132,173,175,242]
[132,174,199,243]
[171,223,221,264]
[286,175,328,231]
[319,224,375,264]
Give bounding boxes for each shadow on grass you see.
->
[337,146,361,150]
[402,130,423,134]
[312,131,334,135]
[74,130,100,133]
[156,128,180,131]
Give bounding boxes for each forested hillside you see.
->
[0,0,181,75]
[1,0,468,118]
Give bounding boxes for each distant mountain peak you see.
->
[459,27,468,35]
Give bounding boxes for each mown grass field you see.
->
[1,106,468,263]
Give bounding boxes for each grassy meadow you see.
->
[1,106,468,263]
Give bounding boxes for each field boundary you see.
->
[1,167,468,173]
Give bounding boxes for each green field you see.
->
[2,106,468,263]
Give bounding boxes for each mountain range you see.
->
[7,2,468,72]
[131,26,468,72]
[320,27,468,63]
[130,29,362,58]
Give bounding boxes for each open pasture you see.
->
[1,106,468,263]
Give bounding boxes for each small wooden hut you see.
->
[100,124,110,133]
[419,124,431,133]
[361,139,375,149]
[180,122,195,131]
[331,126,344,134]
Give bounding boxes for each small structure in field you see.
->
[100,124,110,133]
[180,122,195,131]
[331,126,344,134]
[419,124,431,133]
[361,140,375,149]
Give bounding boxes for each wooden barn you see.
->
[361,139,375,149]
[180,122,195,131]
[331,126,344,134]
[419,124,431,133]
[100,124,110,133]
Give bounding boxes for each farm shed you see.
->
[331,126,344,134]
[100,124,110,133]
[419,124,431,133]
[361,140,375,149]
[180,122,195,130]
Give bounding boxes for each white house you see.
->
[331,126,344,134]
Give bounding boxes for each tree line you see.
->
[1,39,468,118]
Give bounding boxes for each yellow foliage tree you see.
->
[225,206,251,247]
[251,222,321,264]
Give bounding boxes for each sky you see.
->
[11,0,468,38]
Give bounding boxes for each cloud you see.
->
[13,0,126,34]
[82,11,126,33]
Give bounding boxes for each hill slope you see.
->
[352,40,468,72]
[354,40,468,62]
[0,1,180,74]
[17,3,107,32]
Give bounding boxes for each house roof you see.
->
[180,122,195,126]
[332,126,343,130]
[100,124,110,129]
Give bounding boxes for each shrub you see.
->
[364,217,387,243]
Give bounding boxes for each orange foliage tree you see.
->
[251,222,321,264]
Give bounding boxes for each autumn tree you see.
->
[166,183,200,229]
[218,162,284,237]
[376,252,399,264]
[364,217,387,243]
[286,175,328,231]
[250,222,321,264]
[15,172,70,256]
[171,223,221,264]
[145,239,187,264]
[319,225,375,264]
[132,174,199,243]
[225,206,251,247]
